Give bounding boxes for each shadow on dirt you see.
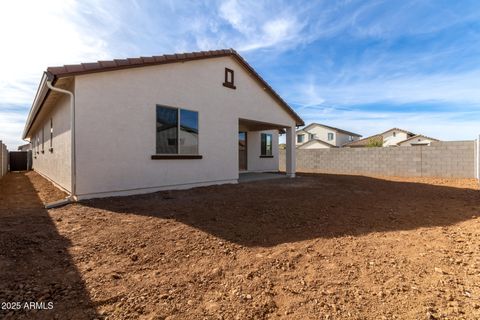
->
[0,173,98,319]
[83,173,480,247]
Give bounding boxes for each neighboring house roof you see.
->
[379,127,415,136]
[397,134,439,145]
[297,139,337,149]
[343,134,383,147]
[297,123,362,137]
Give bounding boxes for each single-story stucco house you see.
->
[22,49,303,200]
[344,128,439,147]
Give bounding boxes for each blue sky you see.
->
[1,0,480,149]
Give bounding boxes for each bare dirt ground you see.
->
[1,172,479,320]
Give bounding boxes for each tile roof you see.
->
[299,123,362,137]
[379,127,415,136]
[397,134,439,145]
[343,134,383,147]
[297,139,337,149]
[46,48,303,126]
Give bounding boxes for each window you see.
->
[41,127,45,153]
[393,132,396,137]
[297,134,304,143]
[261,133,273,157]
[156,105,199,155]
[309,133,316,140]
[179,109,199,155]
[49,118,53,152]
[328,132,334,141]
[223,68,236,89]
[349,135,353,141]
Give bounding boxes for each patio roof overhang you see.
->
[239,118,289,132]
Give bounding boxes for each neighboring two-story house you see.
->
[296,123,362,149]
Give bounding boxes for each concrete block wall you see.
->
[0,141,8,178]
[476,137,479,180]
[280,141,477,179]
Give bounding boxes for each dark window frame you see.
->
[223,68,236,89]
[41,127,45,153]
[328,132,334,141]
[297,134,304,143]
[49,118,54,152]
[260,133,273,158]
[154,105,200,158]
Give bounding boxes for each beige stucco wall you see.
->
[398,137,435,146]
[74,56,296,198]
[308,126,337,145]
[299,140,331,149]
[336,132,358,146]
[0,141,8,178]
[29,89,72,192]
[246,130,279,172]
[295,131,307,146]
[382,130,409,146]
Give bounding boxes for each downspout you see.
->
[45,72,77,201]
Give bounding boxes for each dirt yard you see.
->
[1,172,479,319]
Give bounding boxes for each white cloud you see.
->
[290,70,480,107]
[0,0,112,148]
[218,0,305,52]
[0,109,29,150]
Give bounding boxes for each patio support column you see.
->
[286,126,296,178]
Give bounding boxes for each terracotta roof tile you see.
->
[141,57,155,63]
[299,123,362,137]
[96,61,113,68]
[153,55,166,62]
[343,134,383,147]
[82,62,101,70]
[64,64,85,73]
[114,59,129,66]
[46,66,67,74]
[397,134,439,145]
[127,58,143,65]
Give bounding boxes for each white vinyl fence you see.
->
[0,140,8,179]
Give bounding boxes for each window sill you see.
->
[259,155,274,158]
[222,82,236,89]
[151,154,203,160]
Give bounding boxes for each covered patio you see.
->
[238,118,296,178]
